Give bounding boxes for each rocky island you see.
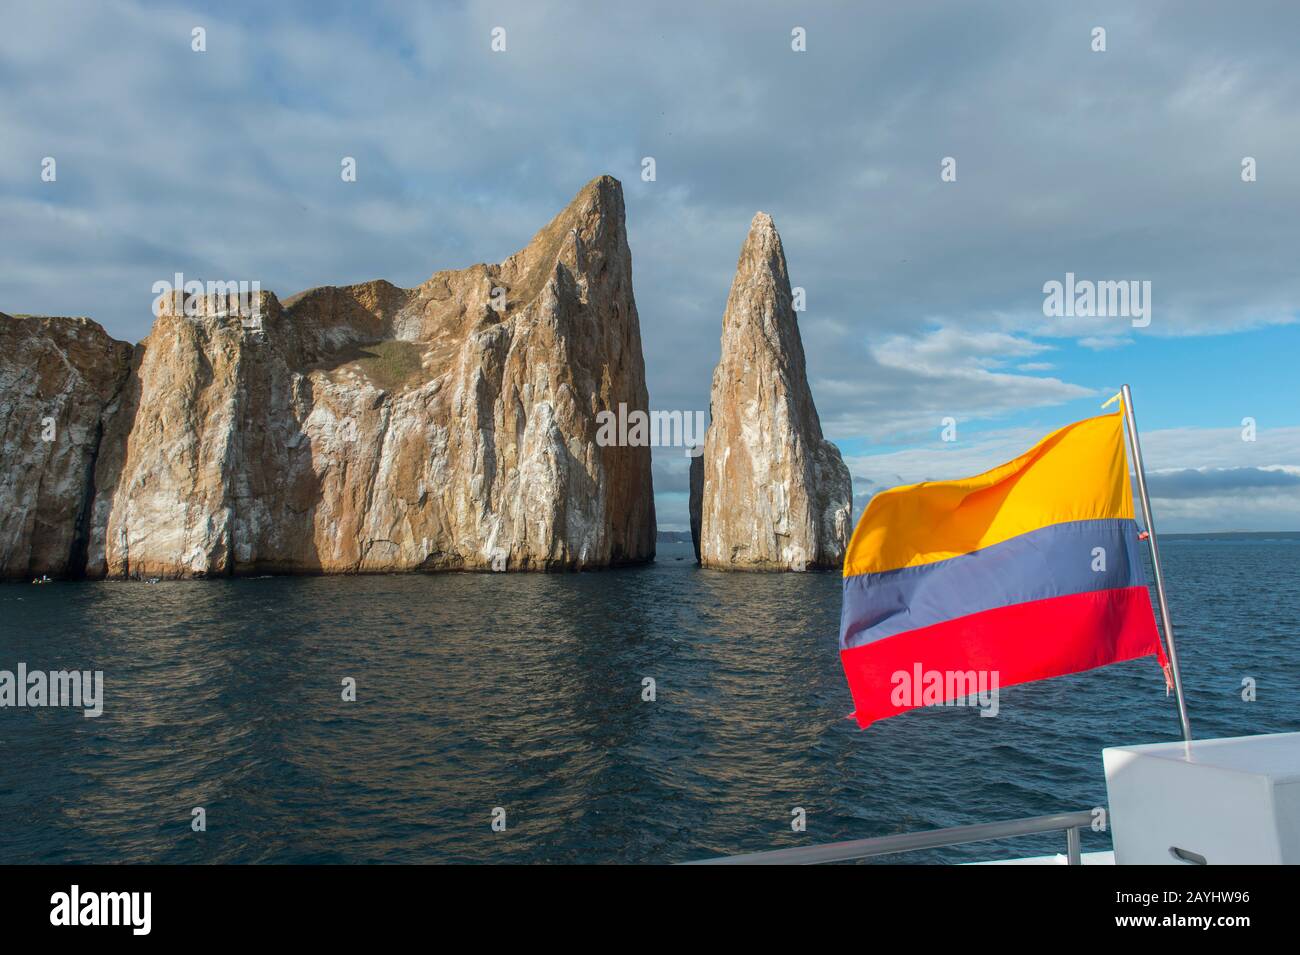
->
[1,176,656,578]
[692,213,852,570]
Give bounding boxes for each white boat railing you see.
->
[683,809,1094,865]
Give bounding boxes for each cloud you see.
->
[1077,336,1134,350]
[8,3,1300,339]
[651,451,695,494]
[871,327,1053,369]
[810,325,1094,442]
[1141,425,1300,471]
[1145,466,1300,498]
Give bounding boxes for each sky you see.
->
[3,0,1298,532]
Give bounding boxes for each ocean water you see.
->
[1,539,1296,864]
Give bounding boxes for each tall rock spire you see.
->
[695,212,852,570]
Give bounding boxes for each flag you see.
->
[839,411,1168,728]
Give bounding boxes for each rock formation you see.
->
[0,314,133,578]
[695,213,852,570]
[1,175,656,578]
[688,452,704,564]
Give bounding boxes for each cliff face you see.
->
[696,213,851,570]
[688,452,704,564]
[0,314,133,578]
[37,174,654,578]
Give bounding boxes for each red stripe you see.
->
[839,586,1166,728]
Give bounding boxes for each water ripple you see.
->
[1,539,1296,863]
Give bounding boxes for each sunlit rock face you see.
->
[78,175,655,578]
[0,314,133,578]
[696,213,851,571]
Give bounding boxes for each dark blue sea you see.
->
[1,538,1296,864]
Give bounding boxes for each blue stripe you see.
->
[840,518,1147,651]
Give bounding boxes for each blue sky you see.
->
[3,0,1298,531]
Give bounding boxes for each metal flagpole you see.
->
[1119,384,1193,743]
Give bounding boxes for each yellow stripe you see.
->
[844,412,1133,577]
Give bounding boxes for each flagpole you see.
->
[1119,384,1193,743]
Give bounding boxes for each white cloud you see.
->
[1077,336,1135,351]
[870,327,1053,370]
[810,326,1093,442]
